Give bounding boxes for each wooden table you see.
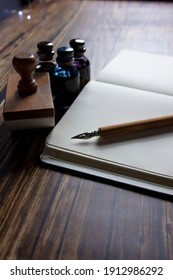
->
[1,0,173,260]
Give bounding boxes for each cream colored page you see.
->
[97,50,173,96]
[46,81,173,178]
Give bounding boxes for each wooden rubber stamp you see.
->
[3,53,55,130]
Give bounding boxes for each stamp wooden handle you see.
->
[99,115,173,137]
[12,53,37,96]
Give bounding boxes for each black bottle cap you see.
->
[56,46,74,63]
[37,41,54,61]
[69,38,86,52]
[37,41,53,52]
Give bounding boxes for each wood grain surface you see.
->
[1,0,173,260]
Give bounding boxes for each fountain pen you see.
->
[71,114,173,139]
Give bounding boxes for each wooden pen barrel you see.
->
[99,115,173,138]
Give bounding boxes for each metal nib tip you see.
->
[71,130,99,140]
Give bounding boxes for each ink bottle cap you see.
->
[37,41,53,52]
[37,41,54,61]
[56,46,74,64]
[69,38,86,55]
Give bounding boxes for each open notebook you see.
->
[41,50,173,195]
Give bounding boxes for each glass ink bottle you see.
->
[69,38,90,90]
[35,41,56,98]
[53,46,80,114]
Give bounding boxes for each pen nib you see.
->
[71,130,99,139]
